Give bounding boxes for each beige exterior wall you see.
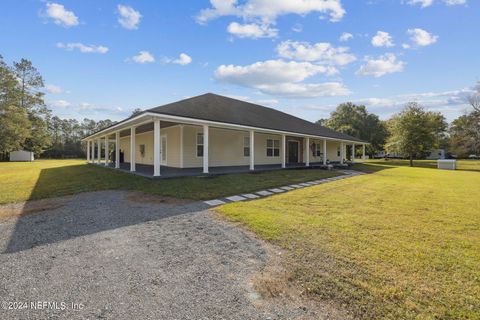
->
[118,122,348,168]
[326,141,342,162]
[182,126,284,168]
[119,125,182,167]
[254,132,284,165]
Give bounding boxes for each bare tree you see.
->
[468,81,480,112]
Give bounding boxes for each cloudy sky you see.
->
[1,0,478,122]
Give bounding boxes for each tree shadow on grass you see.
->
[361,160,480,173]
[1,165,208,254]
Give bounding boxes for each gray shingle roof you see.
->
[147,93,365,143]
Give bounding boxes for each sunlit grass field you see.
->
[218,160,480,319]
[0,159,339,204]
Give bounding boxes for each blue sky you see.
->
[1,0,478,122]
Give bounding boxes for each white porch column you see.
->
[305,137,310,167]
[323,139,327,165]
[352,143,356,161]
[363,144,366,160]
[281,134,286,168]
[104,136,109,166]
[153,119,161,177]
[340,142,344,164]
[130,127,136,172]
[203,125,209,173]
[115,132,120,169]
[249,130,255,171]
[86,140,90,162]
[91,140,95,163]
[180,125,184,168]
[97,138,101,164]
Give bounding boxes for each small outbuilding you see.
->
[9,151,34,162]
[437,159,456,170]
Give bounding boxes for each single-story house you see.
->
[82,93,367,178]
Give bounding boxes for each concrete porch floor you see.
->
[89,161,339,179]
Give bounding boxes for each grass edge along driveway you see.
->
[0,159,341,205]
[217,161,480,319]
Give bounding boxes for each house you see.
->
[9,150,34,162]
[426,149,446,160]
[82,93,367,178]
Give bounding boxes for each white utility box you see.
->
[437,159,456,170]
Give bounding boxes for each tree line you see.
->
[1,55,479,165]
[0,56,115,160]
[317,84,479,166]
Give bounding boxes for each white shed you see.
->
[437,159,456,170]
[9,151,34,162]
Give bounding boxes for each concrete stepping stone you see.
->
[280,186,294,191]
[256,190,273,196]
[242,193,259,199]
[269,188,285,193]
[289,184,303,188]
[204,199,226,206]
[226,195,247,202]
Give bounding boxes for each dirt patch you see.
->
[126,192,192,206]
[250,244,354,320]
[211,212,353,320]
[0,196,72,220]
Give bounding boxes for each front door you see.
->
[287,140,299,163]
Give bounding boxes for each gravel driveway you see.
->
[0,190,330,320]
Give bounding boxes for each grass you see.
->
[218,159,480,319]
[0,159,340,205]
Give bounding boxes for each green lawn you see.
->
[218,160,480,319]
[0,159,340,205]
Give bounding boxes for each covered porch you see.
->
[84,113,367,178]
[92,162,332,179]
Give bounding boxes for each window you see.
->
[161,136,167,162]
[243,137,250,157]
[266,139,280,157]
[139,144,145,158]
[313,143,322,157]
[196,133,203,157]
[337,147,341,157]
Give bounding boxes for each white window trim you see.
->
[266,138,280,157]
[243,136,250,157]
[196,132,204,158]
[161,135,167,164]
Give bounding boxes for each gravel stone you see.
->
[0,190,332,320]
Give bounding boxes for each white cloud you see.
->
[371,31,394,47]
[356,53,405,77]
[172,53,192,65]
[276,40,356,66]
[339,32,353,42]
[130,51,155,64]
[406,0,434,7]
[44,2,79,27]
[405,0,466,7]
[227,22,278,38]
[292,24,303,33]
[407,28,438,46]
[196,0,346,30]
[402,43,411,49]
[444,0,466,5]
[354,87,474,118]
[117,4,142,30]
[50,100,71,108]
[162,53,193,65]
[215,59,349,98]
[45,84,63,94]
[56,42,109,54]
